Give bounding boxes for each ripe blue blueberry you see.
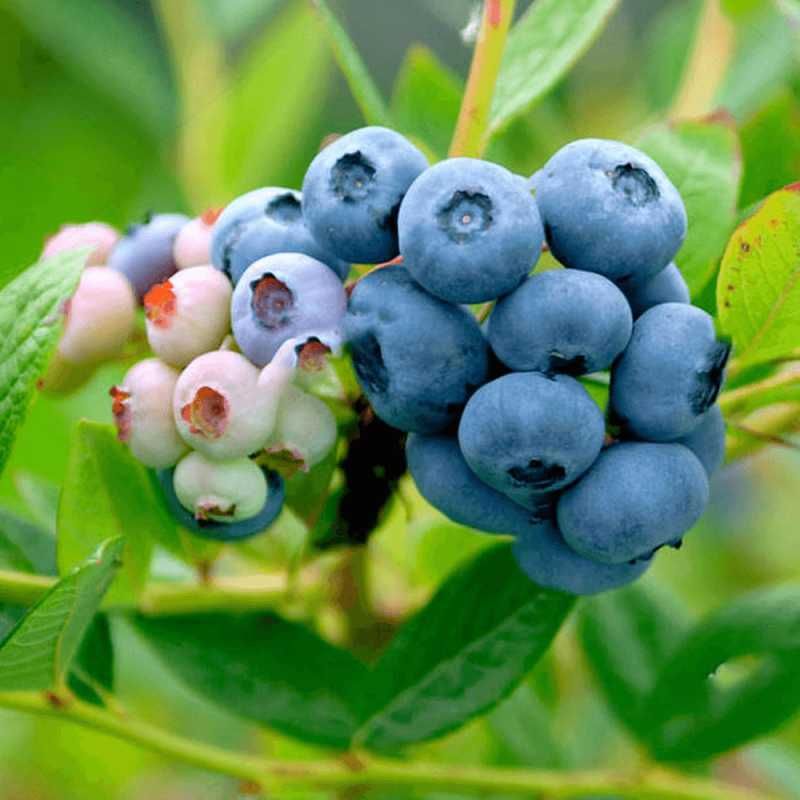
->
[231,253,347,367]
[512,518,651,596]
[345,265,489,433]
[557,442,709,565]
[109,213,189,300]
[621,262,690,319]
[674,405,726,476]
[210,188,349,284]
[488,269,632,375]
[535,139,687,283]
[611,303,730,441]
[398,158,543,303]
[458,372,605,508]
[302,127,429,264]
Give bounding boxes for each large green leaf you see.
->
[311,0,390,126]
[133,613,369,749]
[0,538,122,692]
[0,508,55,575]
[489,0,620,136]
[638,116,742,296]
[0,249,86,476]
[68,614,114,706]
[579,583,690,740]
[717,185,800,367]
[355,543,574,751]
[641,585,800,761]
[58,421,166,605]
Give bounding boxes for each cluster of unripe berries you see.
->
[43,126,728,588]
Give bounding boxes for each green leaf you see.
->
[0,249,86,477]
[638,116,742,296]
[355,543,574,751]
[284,448,338,527]
[718,185,800,367]
[133,613,369,749]
[391,46,462,159]
[0,538,122,692]
[489,0,620,136]
[0,508,55,575]
[311,0,390,126]
[68,614,114,706]
[14,470,60,535]
[641,585,800,761]
[200,0,281,42]
[58,421,163,605]
[0,607,24,642]
[579,583,690,739]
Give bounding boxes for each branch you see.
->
[719,368,800,415]
[0,691,778,800]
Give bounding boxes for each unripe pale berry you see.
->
[110,358,188,469]
[173,208,221,269]
[59,266,136,364]
[42,222,119,266]
[173,451,267,523]
[144,266,232,367]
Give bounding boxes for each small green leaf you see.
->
[355,543,574,751]
[489,0,620,136]
[0,538,122,692]
[641,585,800,761]
[133,613,369,749]
[68,614,114,706]
[579,583,690,739]
[311,0,390,127]
[638,116,742,296]
[718,185,800,367]
[0,250,86,477]
[284,448,338,527]
[0,508,55,575]
[14,471,60,536]
[200,0,281,42]
[58,421,164,605]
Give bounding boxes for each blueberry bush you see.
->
[1,1,800,797]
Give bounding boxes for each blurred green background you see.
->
[1,0,800,797]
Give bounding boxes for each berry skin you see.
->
[42,222,119,266]
[58,266,136,364]
[557,442,709,565]
[674,405,726,476]
[109,212,189,300]
[231,253,347,367]
[398,158,543,303]
[512,519,651,595]
[302,127,429,264]
[345,265,490,433]
[458,372,605,509]
[535,139,687,283]
[144,266,232,368]
[173,208,221,269]
[211,188,349,284]
[110,358,188,469]
[157,464,285,541]
[621,262,690,319]
[488,269,632,375]
[611,303,731,441]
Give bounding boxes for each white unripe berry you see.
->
[42,222,119,266]
[173,209,220,269]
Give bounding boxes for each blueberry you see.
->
[674,405,726,476]
[345,265,489,433]
[512,519,651,595]
[611,303,730,441]
[488,269,632,375]
[231,253,347,367]
[109,213,189,300]
[406,434,553,534]
[173,208,221,269]
[210,188,349,283]
[42,221,119,266]
[302,127,428,264]
[398,158,543,303]
[621,262,690,319]
[557,442,709,564]
[535,139,686,283]
[157,464,285,541]
[458,372,605,508]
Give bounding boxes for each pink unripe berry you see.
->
[111,358,188,469]
[143,266,232,367]
[173,208,221,269]
[173,451,267,522]
[58,266,136,364]
[42,222,120,266]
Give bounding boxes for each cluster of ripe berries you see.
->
[43,126,728,590]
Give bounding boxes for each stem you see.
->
[726,403,800,461]
[0,691,777,800]
[718,369,800,415]
[449,0,517,158]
